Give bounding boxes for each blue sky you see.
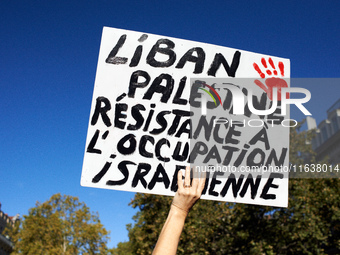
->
[1,0,339,248]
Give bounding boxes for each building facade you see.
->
[0,203,19,255]
[307,98,340,165]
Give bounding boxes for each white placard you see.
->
[81,27,290,207]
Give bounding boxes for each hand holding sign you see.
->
[172,166,206,214]
[153,167,206,255]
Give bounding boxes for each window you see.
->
[322,127,328,142]
[332,116,339,133]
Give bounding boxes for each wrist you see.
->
[171,204,189,218]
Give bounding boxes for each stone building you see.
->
[0,203,19,255]
[306,98,340,165]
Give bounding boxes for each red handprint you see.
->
[253,57,288,101]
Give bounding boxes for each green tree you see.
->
[113,124,339,254]
[6,193,110,255]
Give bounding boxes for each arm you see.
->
[152,166,206,255]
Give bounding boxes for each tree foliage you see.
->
[112,124,340,254]
[6,193,110,255]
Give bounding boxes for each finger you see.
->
[254,79,268,91]
[197,171,206,193]
[191,166,200,189]
[184,166,191,186]
[253,62,265,79]
[177,170,184,190]
[191,177,199,189]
